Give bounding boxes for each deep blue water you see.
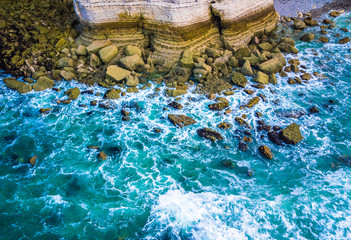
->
[0,12,351,240]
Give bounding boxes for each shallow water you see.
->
[1,13,351,240]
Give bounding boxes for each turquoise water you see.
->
[1,13,351,240]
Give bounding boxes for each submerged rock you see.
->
[168,114,196,128]
[268,131,283,145]
[197,128,224,142]
[280,123,303,145]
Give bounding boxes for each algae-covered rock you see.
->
[218,122,232,129]
[99,45,118,63]
[205,48,220,58]
[280,37,295,46]
[87,40,112,54]
[280,123,303,145]
[125,45,142,57]
[258,42,273,52]
[106,66,131,82]
[208,98,229,111]
[300,33,315,42]
[166,89,187,97]
[119,54,144,71]
[125,75,139,87]
[319,36,329,43]
[339,37,350,44]
[3,78,32,93]
[103,88,121,99]
[241,60,253,76]
[168,101,183,110]
[245,96,260,108]
[197,128,224,141]
[235,117,252,129]
[235,47,251,60]
[231,72,247,88]
[259,145,273,159]
[278,43,299,54]
[168,114,196,128]
[64,87,80,100]
[33,76,54,91]
[253,71,269,85]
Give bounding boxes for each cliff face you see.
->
[74,0,278,64]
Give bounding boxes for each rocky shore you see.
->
[1,0,349,162]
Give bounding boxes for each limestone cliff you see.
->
[74,0,278,64]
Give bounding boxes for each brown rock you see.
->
[168,114,196,128]
[197,128,224,142]
[258,145,273,159]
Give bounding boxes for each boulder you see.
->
[87,40,112,54]
[268,131,283,145]
[119,54,145,71]
[125,75,139,87]
[258,42,273,52]
[3,78,32,93]
[269,74,277,85]
[125,45,142,57]
[208,98,229,111]
[258,145,273,159]
[106,66,131,82]
[231,72,247,88]
[64,87,80,100]
[60,70,75,81]
[319,36,329,43]
[168,114,196,128]
[99,45,118,63]
[300,33,315,42]
[197,128,224,142]
[235,47,251,60]
[278,43,299,54]
[90,53,101,68]
[245,97,260,108]
[33,76,54,91]
[241,60,253,76]
[76,45,88,56]
[166,89,187,97]
[205,48,220,58]
[280,123,303,145]
[57,57,73,68]
[258,58,283,74]
[292,19,306,30]
[98,151,108,160]
[103,88,121,99]
[280,37,295,46]
[253,71,269,85]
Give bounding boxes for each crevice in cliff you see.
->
[210,5,223,36]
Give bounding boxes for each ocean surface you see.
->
[1,12,351,240]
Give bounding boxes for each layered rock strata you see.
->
[74,0,278,64]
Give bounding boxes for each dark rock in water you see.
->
[122,116,130,121]
[339,37,350,44]
[278,110,306,119]
[244,130,252,136]
[323,19,335,24]
[28,155,37,166]
[300,33,314,42]
[218,122,232,130]
[168,114,196,128]
[338,156,351,166]
[90,100,97,106]
[98,151,108,160]
[82,90,94,95]
[208,98,229,111]
[87,146,100,150]
[280,123,303,145]
[273,126,281,131]
[3,78,32,94]
[329,11,342,17]
[64,87,80,100]
[239,141,249,151]
[197,128,224,142]
[259,145,273,159]
[154,128,162,133]
[87,111,94,116]
[99,101,115,109]
[235,117,252,129]
[121,109,130,116]
[168,101,183,110]
[304,17,318,26]
[40,108,52,114]
[309,106,319,114]
[319,36,329,43]
[268,131,283,145]
[245,97,260,108]
[104,89,121,99]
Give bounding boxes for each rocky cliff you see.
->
[75,0,277,63]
